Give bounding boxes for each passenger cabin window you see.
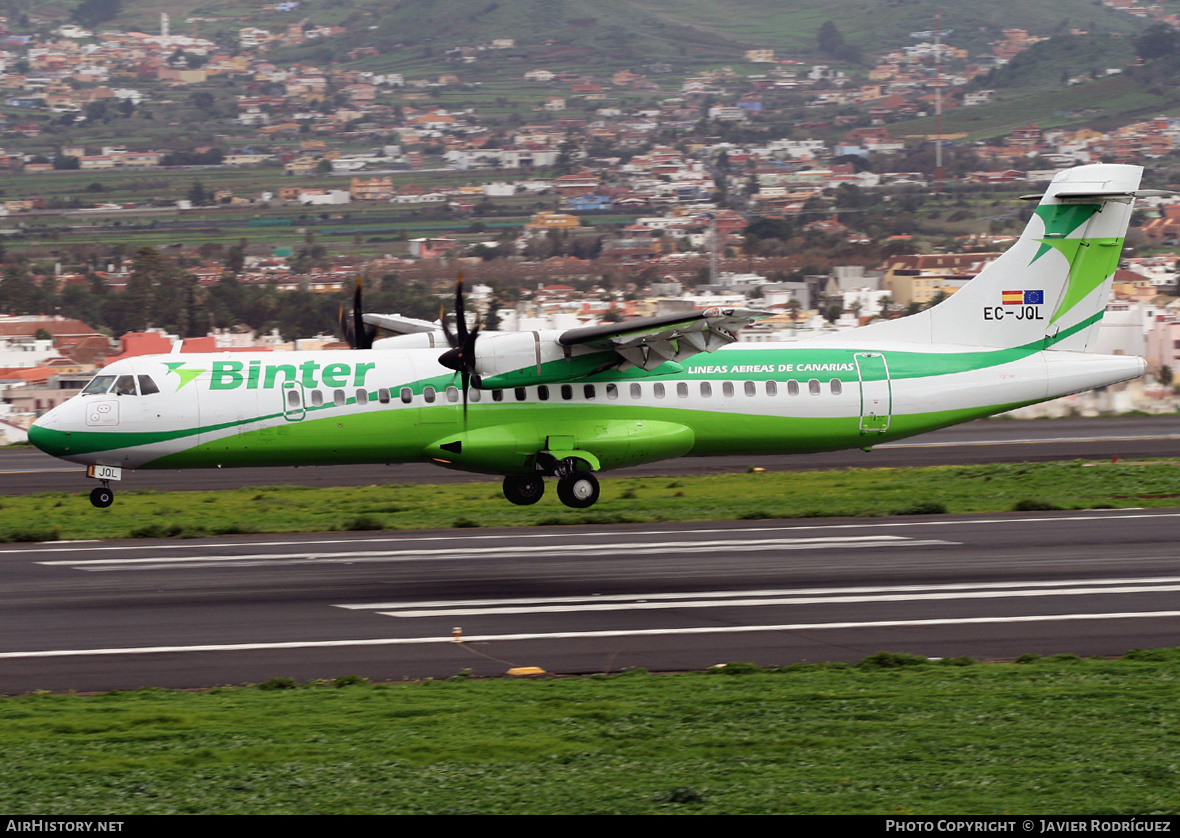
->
[700,382,712,398]
[356,389,369,405]
[333,389,346,407]
[808,379,821,396]
[677,382,688,398]
[630,383,642,399]
[537,385,550,401]
[744,381,756,397]
[287,389,301,407]
[310,390,324,406]
[654,383,665,399]
[378,388,390,404]
[399,388,412,404]
[584,384,596,400]
[561,385,573,401]
[787,380,800,396]
[766,380,778,397]
[492,389,504,402]
[722,382,734,398]
[423,387,436,404]
[830,379,843,396]
[514,388,526,401]
[606,384,619,400]
[446,386,459,403]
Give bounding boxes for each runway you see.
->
[2,509,1178,693]
[3,415,1180,495]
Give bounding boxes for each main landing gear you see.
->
[502,457,601,509]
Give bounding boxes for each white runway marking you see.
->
[34,535,956,571]
[334,577,1180,618]
[17,508,1180,559]
[2,611,1178,660]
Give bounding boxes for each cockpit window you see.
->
[114,375,138,396]
[81,375,116,395]
[138,375,160,395]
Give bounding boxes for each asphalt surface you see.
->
[2,509,1179,693]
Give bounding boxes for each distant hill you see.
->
[29,0,1150,69]
[15,0,1164,141]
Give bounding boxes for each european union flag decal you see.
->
[1024,289,1044,305]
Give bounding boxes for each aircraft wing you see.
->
[557,307,771,370]
[363,313,441,335]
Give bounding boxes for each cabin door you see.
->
[854,352,892,433]
[281,381,306,422]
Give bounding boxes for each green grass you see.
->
[4,653,1180,813]
[2,459,1180,542]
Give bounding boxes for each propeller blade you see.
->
[436,272,479,423]
[454,272,467,346]
[339,303,354,348]
[440,302,456,349]
[353,278,374,350]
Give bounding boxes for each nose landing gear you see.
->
[89,482,114,508]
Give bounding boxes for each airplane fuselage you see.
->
[28,340,1145,478]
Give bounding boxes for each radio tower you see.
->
[934,9,943,194]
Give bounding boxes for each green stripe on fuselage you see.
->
[142,398,1032,472]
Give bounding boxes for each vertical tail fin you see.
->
[841,163,1142,350]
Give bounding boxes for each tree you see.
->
[120,247,165,332]
[0,264,39,315]
[224,243,246,275]
[816,21,861,64]
[188,180,212,206]
[1136,22,1180,61]
[73,0,120,29]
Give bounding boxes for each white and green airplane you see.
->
[29,163,1150,509]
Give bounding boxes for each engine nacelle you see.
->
[472,331,608,388]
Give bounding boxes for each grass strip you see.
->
[3,459,1180,542]
[3,652,1180,814]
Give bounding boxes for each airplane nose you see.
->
[27,412,68,458]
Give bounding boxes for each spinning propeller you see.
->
[438,272,480,417]
[339,278,375,350]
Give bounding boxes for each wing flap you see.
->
[558,307,769,371]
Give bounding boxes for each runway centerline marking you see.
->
[3,611,1179,660]
[336,577,1180,617]
[338,575,1180,611]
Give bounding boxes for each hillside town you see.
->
[5,1,1180,438]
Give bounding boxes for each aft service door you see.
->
[855,352,892,433]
